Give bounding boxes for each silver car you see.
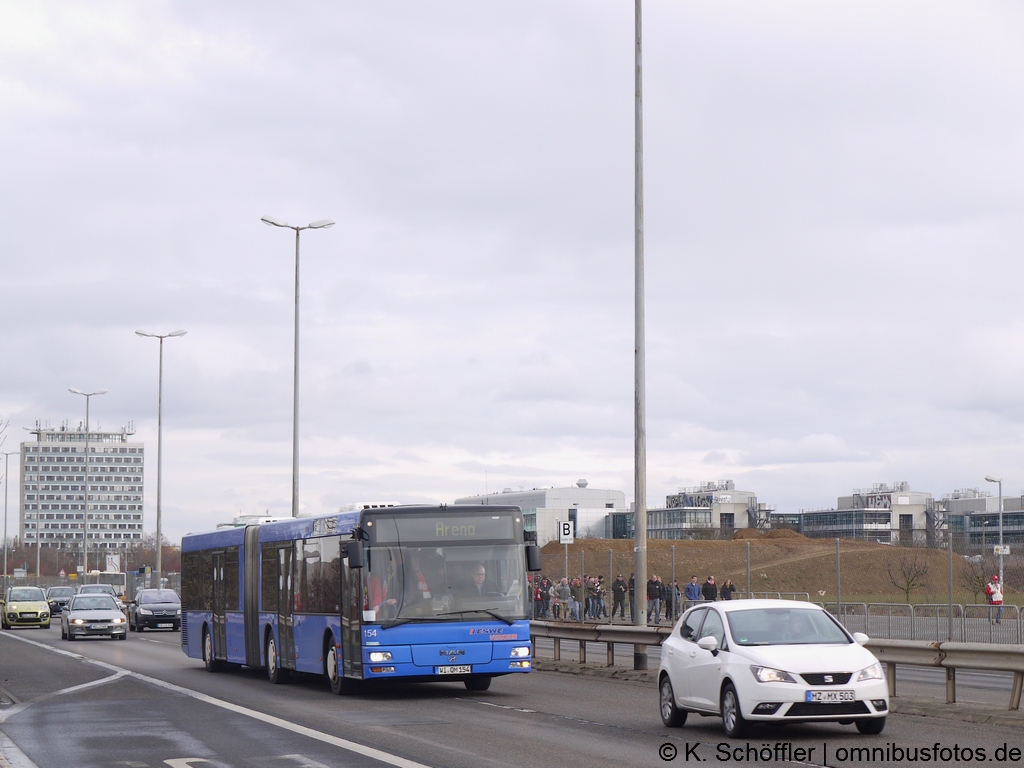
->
[61,594,127,641]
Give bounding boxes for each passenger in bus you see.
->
[367,552,401,618]
[401,550,437,615]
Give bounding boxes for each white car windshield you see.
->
[726,607,851,646]
[72,596,120,611]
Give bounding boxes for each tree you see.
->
[959,555,998,604]
[886,551,930,603]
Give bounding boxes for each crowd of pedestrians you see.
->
[531,571,737,623]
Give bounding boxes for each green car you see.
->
[1,586,51,629]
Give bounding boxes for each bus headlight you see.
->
[510,646,531,658]
[369,651,393,662]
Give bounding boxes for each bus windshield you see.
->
[364,510,529,625]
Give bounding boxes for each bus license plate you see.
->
[807,690,855,703]
[157,623,173,628]
[436,665,472,675]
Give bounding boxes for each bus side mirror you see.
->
[526,545,542,572]
[346,541,365,569]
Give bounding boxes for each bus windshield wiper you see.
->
[436,609,515,626]
[380,616,436,629]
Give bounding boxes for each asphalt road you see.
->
[2,627,1024,768]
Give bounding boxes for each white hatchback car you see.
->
[659,600,888,736]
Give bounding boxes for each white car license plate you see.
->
[90,624,106,630]
[436,665,472,675]
[23,613,37,618]
[807,690,855,703]
[157,623,173,628]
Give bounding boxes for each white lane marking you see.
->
[44,671,130,698]
[0,732,39,768]
[1,632,434,768]
[279,756,334,768]
[165,760,212,767]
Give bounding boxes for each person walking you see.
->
[570,577,585,622]
[663,578,675,621]
[685,575,701,604]
[540,576,552,618]
[611,574,628,620]
[628,573,635,620]
[720,578,736,601]
[702,575,718,602]
[647,574,662,623]
[986,574,1003,624]
[554,578,572,621]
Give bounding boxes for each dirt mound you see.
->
[763,528,809,540]
[732,529,763,540]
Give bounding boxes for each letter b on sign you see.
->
[559,521,574,545]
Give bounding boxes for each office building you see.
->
[454,480,626,547]
[770,482,935,543]
[20,422,144,551]
[611,480,774,540]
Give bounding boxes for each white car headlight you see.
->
[139,608,153,615]
[510,646,531,658]
[855,662,884,682]
[112,617,125,624]
[73,618,85,625]
[750,665,798,684]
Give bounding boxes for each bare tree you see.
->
[886,551,930,603]
[959,556,997,604]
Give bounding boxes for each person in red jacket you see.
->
[986,574,1003,624]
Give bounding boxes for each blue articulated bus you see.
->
[181,504,542,693]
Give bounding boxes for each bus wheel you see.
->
[266,634,289,684]
[326,641,362,696]
[464,675,492,692]
[203,629,221,672]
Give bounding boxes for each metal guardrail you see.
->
[530,621,673,666]
[531,621,1024,712]
[867,638,1024,710]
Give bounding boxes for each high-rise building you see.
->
[20,422,144,553]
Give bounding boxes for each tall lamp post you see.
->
[261,215,334,519]
[985,475,1003,584]
[69,388,107,575]
[136,329,187,589]
[1,451,17,594]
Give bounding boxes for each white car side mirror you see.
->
[697,635,719,652]
[852,632,869,645]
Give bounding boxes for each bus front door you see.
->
[341,555,362,680]
[212,552,226,659]
[277,546,295,670]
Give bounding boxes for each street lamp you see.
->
[69,388,107,575]
[261,215,335,518]
[136,329,187,589]
[1,451,17,594]
[985,475,1003,584]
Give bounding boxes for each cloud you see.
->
[3,2,1024,541]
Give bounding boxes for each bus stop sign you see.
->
[558,520,574,545]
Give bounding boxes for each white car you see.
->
[60,594,127,641]
[659,600,888,736]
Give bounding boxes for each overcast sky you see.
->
[2,1,1024,543]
